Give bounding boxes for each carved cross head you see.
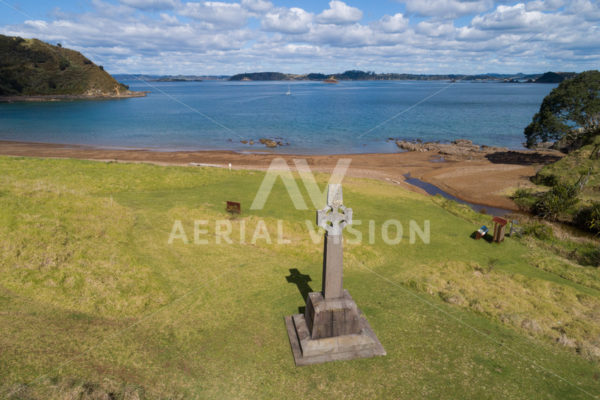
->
[316,184,353,236]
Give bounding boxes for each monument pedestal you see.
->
[285,290,386,366]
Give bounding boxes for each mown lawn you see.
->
[0,156,599,399]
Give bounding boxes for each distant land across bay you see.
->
[113,74,229,82]
[228,70,575,83]
[116,70,574,84]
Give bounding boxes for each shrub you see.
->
[523,222,554,241]
[532,173,558,187]
[513,188,537,211]
[532,183,579,220]
[31,50,49,64]
[574,202,600,234]
[59,58,70,71]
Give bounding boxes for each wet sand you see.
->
[0,140,563,211]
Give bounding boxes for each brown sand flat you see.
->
[0,140,562,211]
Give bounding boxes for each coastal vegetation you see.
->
[525,70,600,150]
[0,34,142,98]
[515,137,600,231]
[516,70,600,235]
[1,156,599,399]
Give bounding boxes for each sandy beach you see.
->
[0,140,563,211]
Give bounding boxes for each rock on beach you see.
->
[396,139,508,157]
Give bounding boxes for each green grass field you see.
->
[0,156,599,399]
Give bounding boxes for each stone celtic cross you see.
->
[317,184,353,237]
[316,184,352,299]
[285,182,386,365]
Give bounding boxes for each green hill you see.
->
[0,35,143,98]
[534,71,576,84]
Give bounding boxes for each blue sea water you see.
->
[0,80,556,154]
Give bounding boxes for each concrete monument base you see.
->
[285,290,386,366]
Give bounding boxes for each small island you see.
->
[0,35,146,101]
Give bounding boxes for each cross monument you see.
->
[317,184,352,299]
[285,184,386,365]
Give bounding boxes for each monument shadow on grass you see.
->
[286,268,313,314]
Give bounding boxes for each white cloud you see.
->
[119,0,178,10]
[268,43,323,57]
[566,0,600,21]
[241,0,273,13]
[471,3,569,31]
[1,0,599,74]
[160,12,179,24]
[2,8,252,56]
[301,23,376,47]
[261,7,313,34]
[375,13,408,33]
[456,25,492,40]
[178,1,249,28]
[316,1,363,25]
[92,0,136,17]
[416,21,456,37]
[525,0,565,12]
[404,0,493,18]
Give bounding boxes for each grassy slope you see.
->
[0,157,599,399]
[0,35,129,96]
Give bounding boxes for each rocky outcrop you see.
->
[396,139,508,157]
[240,138,288,148]
[259,138,278,148]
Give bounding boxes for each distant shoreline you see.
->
[0,139,563,212]
[117,70,571,84]
[0,91,148,103]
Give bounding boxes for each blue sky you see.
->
[1,0,599,74]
